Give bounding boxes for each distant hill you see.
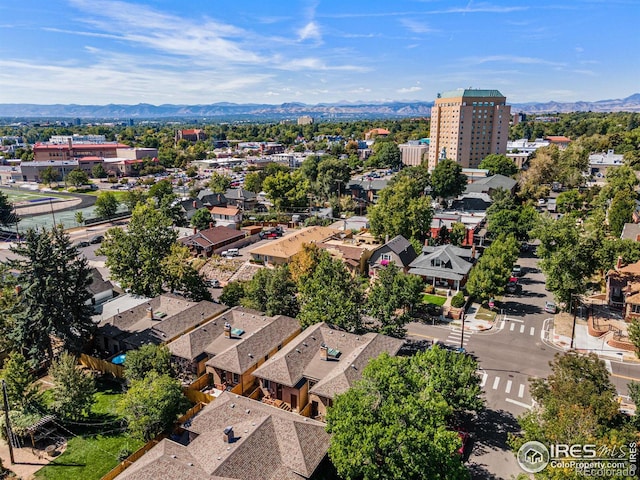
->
[0,94,638,120]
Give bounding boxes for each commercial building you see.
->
[428,89,511,170]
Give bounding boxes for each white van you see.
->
[222,248,239,257]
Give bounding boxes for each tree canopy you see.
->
[326,348,482,480]
[478,154,518,177]
[124,344,174,383]
[94,191,119,219]
[66,169,89,187]
[465,235,519,302]
[49,352,96,420]
[430,159,467,199]
[6,226,94,362]
[190,207,213,231]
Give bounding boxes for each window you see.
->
[632,304,640,314]
[381,253,392,261]
[232,373,240,384]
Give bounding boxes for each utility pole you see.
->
[2,379,15,464]
[459,311,465,351]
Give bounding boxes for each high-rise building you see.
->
[428,89,510,170]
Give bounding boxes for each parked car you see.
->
[221,248,239,257]
[456,430,470,456]
[511,264,523,277]
[206,279,220,288]
[74,241,90,248]
[544,300,557,314]
[89,235,104,244]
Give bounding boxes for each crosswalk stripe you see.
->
[520,324,525,333]
[505,380,512,394]
[492,377,500,390]
[530,327,535,336]
[510,323,515,331]
[604,360,612,373]
[479,372,487,388]
[518,384,525,398]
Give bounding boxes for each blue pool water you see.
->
[111,354,126,365]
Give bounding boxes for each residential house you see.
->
[95,294,226,354]
[450,192,493,212]
[167,307,300,384]
[252,322,404,419]
[178,198,208,224]
[464,174,517,196]
[87,268,114,307]
[368,235,417,278]
[248,226,340,266]
[197,189,227,208]
[179,226,246,257]
[589,150,625,179]
[408,244,477,290]
[224,188,257,210]
[116,392,330,480]
[316,237,380,275]
[364,128,390,140]
[606,258,640,309]
[621,223,640,242]
[347,177,389,205]
[210,206,242,229]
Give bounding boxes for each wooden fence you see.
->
[100,433,167,480]
[187,373,211,391]
[182,387,215,404]
[79,353,124,378]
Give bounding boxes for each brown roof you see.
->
[167,307,300,373]
[618,260,640,276]
[98,294,227,347]
[210,206,241,216]
[179,227,245,249]
[249,226,340,261]
[117,392,329,480]
[252,323,403,398]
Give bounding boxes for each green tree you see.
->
[486,189,538,241]
[430,159,467,199]
[1,352,40,409]
[371,142,402,169]
[478,154,518,176]
[148,179,174,203]
[326,350,480,480]
[449,222,467,246]
[94,191,119,219]
[366,263,423,337]
[40,166,60,187]
[628,382,640,429]
[219,281,246,307]
[49,352,96,420]
[556,189,584,213]
[315,157,351,198]
[368,176,433,243]
[298,252,362,331]
[512,353,632,473]
[629,319,640,358]
[121,188,148,211]
[262,171,310,212]
[600,164,639,200]
[465,235,519,302]
[124,344,174,383]
[66,169,89,187]
[0,191,18,227]
[208,172,232,193]
[608,189,636,237]
[74,211,85,226]
[241,265,299,317]
[161,243,211,301]
[191,208,213,231]
[7,226,94,361]
[243,172,263,193]
[98,202,177,297]
[92,163,108,179]
[118,372,188,441]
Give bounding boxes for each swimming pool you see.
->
[111,353,126,365]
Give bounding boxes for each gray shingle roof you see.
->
[464,174,516,194]
[408,244,475,280]
[117,393,329,480]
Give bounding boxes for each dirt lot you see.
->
[554,311,585,337]
[198,256,252,284]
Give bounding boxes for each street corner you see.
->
[551,333,572,350]
[470,322,493,332]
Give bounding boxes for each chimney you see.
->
[146,307,153,319]
[68,138,73,149]
[320,344,328,361]
[193,227,197,234]
[617,256,623,270]
[209,222,214,229]
[193,200,197,209]
[223,426,234,443]
[224,322,232,338]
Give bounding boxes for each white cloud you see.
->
[399,18,436,34]
[298,21,322,43]
[397,86,422,93]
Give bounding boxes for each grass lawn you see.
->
[475,305,498,322]
[34,378,143,480]
[422,294,447,306]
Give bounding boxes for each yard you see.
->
[422,294,447,306]
[34,378,144,480]
[474,304,498,322]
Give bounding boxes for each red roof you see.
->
[78,156,102,162]
[545,136,571,143]
[181,129,203,135]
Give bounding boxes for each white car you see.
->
[544,301,557,314]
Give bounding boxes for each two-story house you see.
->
[252,322,403,420]
[368,235,418,278]
[408,244,477,291]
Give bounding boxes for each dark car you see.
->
[74,241,90,248]
[89,235,104,244]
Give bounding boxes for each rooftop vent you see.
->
[223,426,235,443]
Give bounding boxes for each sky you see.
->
[0,0,638,106]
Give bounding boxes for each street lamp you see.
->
[569,293,581,350]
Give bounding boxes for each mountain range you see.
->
[0,94,638,121]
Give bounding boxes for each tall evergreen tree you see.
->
[6,226,94,361]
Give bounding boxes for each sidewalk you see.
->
[556,323,640,363]
[452,303,494,332]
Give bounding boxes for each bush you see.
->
[424,285,435,294]
[451,291,466,308]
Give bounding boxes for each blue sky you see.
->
[0,0,637,105]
